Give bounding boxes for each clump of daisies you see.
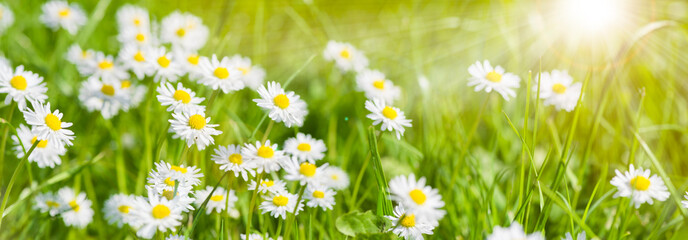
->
[34,187,94,229]
[610,164,669,208]
[385,174,445,239]
[534,70,582,112]
[467,60,521,101]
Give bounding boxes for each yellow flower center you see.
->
[98,60,114,70]
[152,204,171,219]
[187,54,199,65]
[134,51,145,62]
[45,200,60,208]
[372,80,385,90]
[58,8,70,18]
[214,67,229,79]
[257,146,274,158]
[299,163,317,177]
[312,190,325,199]
[30,136,49,148]
[238,67,250,75]
[170,165,188,173]
[69,200,80,212]
[45,114,62,131]
[164,177,176,187]
[173,90,191,104]
[188,114,206,130]
[340,49,351,59]
[101,84,115,96]
[552,83,567,94]
[409,189,427,205]
[121,80,131,89]
[229,153,243,164]
[297,143,311,152]
[272,195,288,206]
[261,180,275,187]
[273,94,290,109]
[133,18,141,26]
[10,75,27,90]
[135,33,145,42]
[210,195,224,202]
[118,205,131,214]
[381,106,397,120]
[400,214,416,228]
[630,176,651,191]
[331,174,339,180]
[485,71,502,83]
[176,28,186,37]
[157,56,170,68]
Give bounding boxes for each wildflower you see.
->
[156,82,205,114]
[248,178,288,194]
[304,185,336,210]
[57,187,94,229]
[169,109,222,150]
[563,231,587,240]
[253,81,308,128]
[487,222,544,240]
[0,65,48,109]
[228,54,266,90]
[259,190,303,219]
[389,174,445,222]
[103,194,136,228]
[211,144,255,181]
[242,140,288,174]
[166,234,190,240]
[150,47,183,82]
[0,3,14,33]
[39,0,87,35]
[160,11,209,51]
[610,164,670,208]
[11,124,66,168]
[194,186,238,214]
[467,60,520,101]
[197,54,243,93]
[148,161,203,187]
[534,70,582,112]
[321,166,350,190]
[241,233,275,240]
[117,23,156,47]
[81,51,129,81]
[116,5,150,31]
[22,101,75,146]
[323,41,368,72]
[34,192,61,216]
[174,49,202,79]
[118,45,155,79]
[284,133,327,163]
[65,44,95,72]
[355,69,401,103]
[365,98,412,140]
[385,205,435,240]
[283,158,328,186]
[130,188,184,239]
[78,77,131,119]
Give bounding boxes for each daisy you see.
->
[0,55,9,70]
[534,70,582,112]
[248,178,288,194]
[39,1,87,35]
[81,52,129,81]
[150,47,184,82]
[169,109,222,150]
[11,124,66,168]
[365,98,412,140]
[323,41,369,73]
[174,49,202,79]
[166,234,190,240]
[0,65,48,109]
[487,222,544,240]
[259,190,303,219]
[284,133,326,163]
[242,140,288,174]
[65,44,95,71]
[241,233,275,240]
[197,54,243,93]
[283,158,328,186]
[120,79,147,108]
[388,174,445,222]
[103,194,136,227]
[116,4,150,31]
[78,77,131,119]
[211,144,255,181]
[467,60,521,101]
[355,69,401,103]
[610,164,670,208]
[156,82,205,114]
[321,166,350,190]
[22,100,75,146]
[118,45,155,79]
[563,231,587,240]
[34,192,61,216]
[118,26,156,47]
[56,187,94,229]
[385,205,435,240]
[149,161,204,187]
[253,81,308,128]
[194,186,238,214]
[304,185,336,210]
[160,11,209,51]
[130,188,184,239]
[0,3,15,33]
[228,54,266,90]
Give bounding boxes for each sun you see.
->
[557,0,624,34]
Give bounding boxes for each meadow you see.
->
[1,0,688,239]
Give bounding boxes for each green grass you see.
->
[2,0,688,239]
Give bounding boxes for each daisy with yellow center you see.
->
[534,70,583,112]
[228,54,266,90]
[242,140,288,174]
[194,186,238,215]
[253,81,309,128]
[385,205,436,240]
[11,124,66,169]
[56,187,94,229]
[211,144,256,181]
[0,65,48,110]
[355,69,401,104]
[78,78,132,119]
[284,133,327,163]
[65,44,95,72]
[115,5,150,31]
[304,185,337,210]
[82,52,129,81]
[39,1,87,35]
[156,82,205,114]
[103,194,137,228]
[467,60,521,101]
[129,188,183,239]
[284,158,329,186]
[365,98,412,140]
[323,40,369,72]
[322,166,350,190]
[22,101,75,146]
[197,54,244,93]
[150,47,183,82]
[0,3,14,34]
[168,110,221,150]
[388,173,446,223]
[610,164,669,208]
[118,45,155,79]
[34,192,61,216]
[248,178,287,194]
[260,191,303,220]
[160,11,209,51]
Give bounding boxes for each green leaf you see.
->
[335,211,392,237]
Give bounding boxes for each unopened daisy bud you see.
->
[169,110,222,150]
[365,98,412,140]
[467,60,521,101]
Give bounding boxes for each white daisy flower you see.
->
[304,185,336,211]
[169,109,222,150]
[0,65,48,109]
[253,81,308,128]
[0,55,9,70]
[321,166,350,190]
[284,133,326,163]
[0,3,15,33]
[365,98,412,140]
[487,222,544,240]
[56,187,94,229]
[355,69,401,104]
[283,158,328,186]
[197,54,243,93]
[562,231,586,240]
[166,234,190,240]
[22,100,75,146]
[194,186,238,214]
[130,188,184,239]
[248,178,288,194]
[118,26,156,48]
[534,70,582,112]
[323,41,369,73]
[11,124,66,168]
[259,190,303,220]
[156,82,205,114]
[467,60,521,101]
[66,44,95,71]
[118,45,155,79]
[116,4,150,31]
[610,164,670,208]
[385,205,435,240]
[103,194,136,228]
[119,79,147,108]
[149,161,204,187]
[160,11,209,51]
[39,0,87,35]
[242,140,288,174]
[389,174,445,222]
[78,77,131,119]
[241,233,275,240]
[81,52,129,81]
[211,144,255,181]
[228,54,266,90]
[146,184,196,213]
[173,49,202,79]
[151,47,183,82]
[34,192,61,216]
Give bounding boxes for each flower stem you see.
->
[0,140,39,229]
[0,102,17,186]
[284,184,307,240]
[246,172,265,236]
